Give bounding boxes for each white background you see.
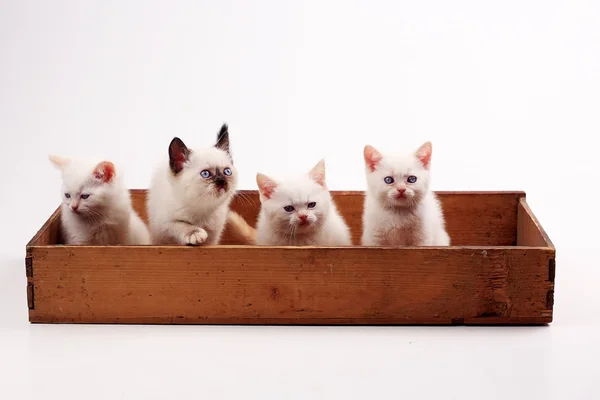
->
[1,1,599,398]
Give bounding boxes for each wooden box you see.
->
[25,190,555,325]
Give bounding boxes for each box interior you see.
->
[29,190,553,248]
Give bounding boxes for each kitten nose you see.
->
[397,188,406,195]
[71,203,79,211]
[214,178,226,187]
[299,214,308,222]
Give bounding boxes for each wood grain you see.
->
[27,206,61,247]
[28,245,553,325]
[516,197,555,316]
[517,197,554,248]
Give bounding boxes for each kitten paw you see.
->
[184,228,208,245]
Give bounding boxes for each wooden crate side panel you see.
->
[129,190,523,246]
[29,246,553,325]
[515,198,556,317]
[434,192,520,247]
[28,207,61,247]
[517,198,554,248]
[26,206,62,310]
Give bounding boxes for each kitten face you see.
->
[49,156,119,218]
[363,142,432,209]
[257,160,331,234]
[168,124,237,204]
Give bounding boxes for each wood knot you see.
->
[477,302,511,318]
[270,287,280,300]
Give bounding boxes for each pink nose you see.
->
[299,215,307,221]
[71,203,79,211]
[397,188,406,195]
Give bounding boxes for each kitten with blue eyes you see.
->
[361,141,450,246]
[146,123,238,245]
[49,155,151,245]
[250,159,352,246]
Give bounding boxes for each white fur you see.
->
[255,160,352,246]
[49,156,151,245]
[146,145,237,245]
[361,143,450,246]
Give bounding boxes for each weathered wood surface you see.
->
[28,245,554,325]
[517,198,554,248]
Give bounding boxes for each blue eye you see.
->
[65,193,71,199]
[223,168,232,176]
[200,170,211,178]
[307,202,316,209]
[384,176,394,184]
[283,205,295,212]
[407,175,417,183]
[80,194,90,199]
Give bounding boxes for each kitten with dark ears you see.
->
[49,155,151,245]
[361,141,450,246]
[146,124,238,245]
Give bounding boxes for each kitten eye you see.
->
[283,205,295,212]
[64,193,71,199]
[200,170,211,178]
[407,175,417,183]
[307,202,316,209]
[223,168,232,176]
[384,176,394,184]
[80,194,90,199]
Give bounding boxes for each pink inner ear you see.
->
[309,160,326,187]
[93,161,116,183]
[257,174,277,199]
[364,145,382,172]
[311,172,325,186]
[172,156,185,173]
[415,142,432,168]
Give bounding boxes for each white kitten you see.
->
[146,124,238,245]
[49,155,151,245]
[361,141,450,246]
[252,159,352,246]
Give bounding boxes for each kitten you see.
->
[251,159,352,246]
[361,141,450,246]
[146,123,237,245]
[49,155,151,245]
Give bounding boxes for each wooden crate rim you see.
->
[28,244,554,251]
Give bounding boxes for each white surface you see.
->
[1,1,599,398]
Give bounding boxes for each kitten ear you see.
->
[256,173,277,199]
[169,137,191,174]
[215,123,230,156]
[309,159,326,187]
[49,155,71,170]
[363,145,382,172]
[93,161,116,183]
[415,141,432,168]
